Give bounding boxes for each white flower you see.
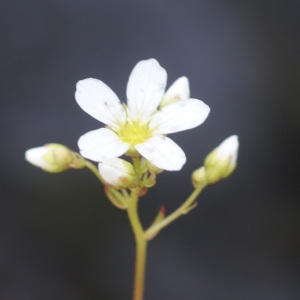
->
[75,59,210,171]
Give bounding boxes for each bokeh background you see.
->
[1,1,300,299]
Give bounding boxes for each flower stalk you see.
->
[84,160,105,184]
[127,192,147,300]
[145,182,207,240]
[126,182,208,300]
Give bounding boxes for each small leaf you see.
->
[182,202,198,215]
[147,206,166,239]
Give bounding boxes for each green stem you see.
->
[84,160,104,184]
[145,183,207,239]
[127,192,147,300]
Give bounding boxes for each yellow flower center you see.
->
[117,122,152,146]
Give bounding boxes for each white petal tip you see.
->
[216,135,239,166]
[25,147,48,168]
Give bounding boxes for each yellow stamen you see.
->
[118,122,152,146]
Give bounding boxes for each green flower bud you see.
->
[25,144,85,173]
[204,135,239,184]
[191,166,207,188]
[98,158,139,189]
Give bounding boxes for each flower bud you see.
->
[25,144,85,173]
[204,135,239,184]
[98,158,138,189]
[159,76,190,108]
[191,166,207,188]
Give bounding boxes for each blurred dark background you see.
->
[1,0,300,299]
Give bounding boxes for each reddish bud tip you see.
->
[160,205,166,217]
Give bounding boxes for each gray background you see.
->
[1,0,300,299]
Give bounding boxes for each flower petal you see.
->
[215,135,239,164]
[25,146,48,169]
[160,76,190,107]
[135,136,186,171]
[126,59,167,123]
[78,128,129,162]
[149,99,210,135]
[75,78,126,130]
